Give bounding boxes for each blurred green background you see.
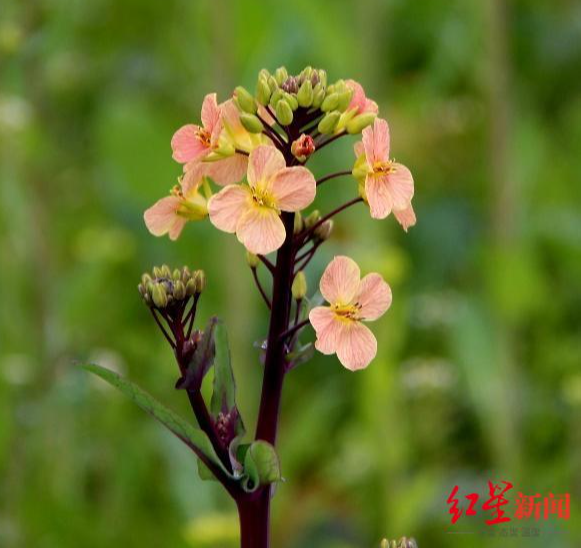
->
[1,0,580,546]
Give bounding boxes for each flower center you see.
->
[372,160,396,176]
[196,128,211,147]
[250,185,278,210]
[333,302,362,322]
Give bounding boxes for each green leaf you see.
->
[210,321,236,416]
[82,363,231,478]
[242,441,281,493]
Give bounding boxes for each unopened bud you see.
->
[347,112,377,134]
[293,212,303,234]
[317,69,327,88]
[141,273,153,286]
[337,89,354,111]
[172,268,181,281]
[321,92,339,112]
[153,266,163,278]
[239,113,264,133]
[181,266,191,282]
[312,84,326,109]
[281,76,299,94]
[185,278,197,296]
[151,283,168,308]
[235,86,257,114]
[267,75,279,93]
[304,209,321,228]
[274,67,288,85]
[292,271,307,301]
[317,111,341,134]
[291,134,315,162]
[314,219,333,241]
[246,251,260,268]
[283,92,298,111]
[173,280,186,300]
[269,88,283,108]
[397,538,418,548]
[256,79,271,106]
[161,264,171,278]
[297,79,313,107]
[193,270,206,293]
[275,99,293,126]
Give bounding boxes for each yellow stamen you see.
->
[372,160,397,176]
[332,302,362,322]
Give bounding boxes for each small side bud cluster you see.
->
[380,538,418,548]
[139,265,205,310]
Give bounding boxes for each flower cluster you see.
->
[144,65,416,371]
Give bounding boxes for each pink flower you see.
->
[353,118,416,229]
[309,256,392,371]
[208,145,316,255]
[345,80,379,115]
[144,163,209,240]
[171,93,222,164]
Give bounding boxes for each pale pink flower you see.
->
[354,118,416,229]
[345,80,379,115]
[144,163,209,241]
[171,93,222,164]
[309,256,392,371]
[208,145,316,255]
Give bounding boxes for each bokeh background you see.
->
[1,0,580,546]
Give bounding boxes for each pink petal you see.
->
[247,145,286,187]
[201,93,220,131]
[362,118,390,164]
[181,162,207,195]
[309,306,342,355]
[270,166,316,212]
[208,185,250,233]
[144,196,181,237]
[356,273,392,321]
[354,141,365,158]
[393,203,417,232]
[205,154,248,186]
[171,124,209,164]
[168,217,188,240]
[320,256,361,305]
[345,80,378,115]
[336,322,377,371]
[236,205,286,255]
[257,104,276,126]
[365,99,379,114]
[365,175,394,219]
[387,163,414,210]
[220,99,244,133]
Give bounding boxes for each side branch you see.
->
[316,170,353,186]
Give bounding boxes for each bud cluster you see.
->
[138,265,206,310]
[381,538,418,548]
[294,210,334,242]
[234,66,370,136]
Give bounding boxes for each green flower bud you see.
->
[297,79,313,107]
[256,78,271,106]
[172,268,181,281]
[300,66,313,81]
[337,89,354,111]
[275,99,293,126]
[317,111,341,134]
[321,92,339,112]
[267,75,279,93]
[173,280,186,300]
[153,266,163,278]
[304,209,321,228]
[314,219,333,241]
[151,283,168,308]
[193,270,206,293]
[185,278,197,296]
[239,113,264,134]
[347,112,377,134]
[138,283,147,297]
[141,273,153,286]
[274,66,288,85]
[326,84,336,96]
[292,271,307,301]
[334,79,346,92]
[161,264,171,278]
[317,69,327,88]
[246,251,260,268]
[269,88,283,108]
[283,92,298,111]
[181,266,191,283]
[259,68,271,81]
[293,212,303,234]
[235,86,257,114]
[312,84,326,109]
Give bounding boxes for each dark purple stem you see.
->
[316,170,352,186]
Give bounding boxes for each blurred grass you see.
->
[1,0,581,547]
